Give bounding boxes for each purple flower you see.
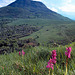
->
[52,50,57,64]
[46,58,54,69]
[52,50,57,57]
[19,50,25,56]
[65,47,72,58]
[52,59,56,64]
[22,50,25,56]
[46,50,57,70]
[19,51,21,55]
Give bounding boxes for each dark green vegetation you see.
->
[0,18,75,54]
[0,42,75,75]
[0,19,41,39]
[6,18,75,45]
[0,18,41,54]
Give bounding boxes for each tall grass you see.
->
[0,42,75,75]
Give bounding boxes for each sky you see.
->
[0,0,75,20]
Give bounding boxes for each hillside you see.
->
[0,0,71,20]
[0,1,75,74]
[0,18,75,45]
[0,0,75,54]
[0,1,75,75]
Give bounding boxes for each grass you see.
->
[0,42,75,75]
[6,19,73,26]
[19,20,75,45]
[1,18,75,45]
[20,25,63,43]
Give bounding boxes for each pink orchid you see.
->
[19,50,25,56]
[52,50,57,64]
[46,58,54,69]
[46,50,57,71]
[19,51,21,55]
[22,50,25,56]
[65,47,72,58]
[52,59,56,64]
[52,50,57,57]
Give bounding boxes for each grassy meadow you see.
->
[0,42,75,75]
[0,18,75,75]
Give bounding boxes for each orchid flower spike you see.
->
[65,47,72,58]
[46,58,54,70]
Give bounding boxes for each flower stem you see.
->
[52,69,53,75]
[65,57,68,75]
[49,69,50,75]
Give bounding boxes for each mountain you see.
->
[0,0,71,20]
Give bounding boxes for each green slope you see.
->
[6,19,75,45]
[0,18,75,45]
[20,24,75,45]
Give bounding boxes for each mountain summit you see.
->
[8,0,47,9]
[8,0,32,7]
[0,0,71,20]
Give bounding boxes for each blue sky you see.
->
[0,0,75,20]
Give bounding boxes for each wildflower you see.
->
[2,67,4,69]
[52,58,56,64]
[46,58,54,69]
[65,47,72,75]
[19,50,25,56]
[52,50,57,64]
[65,47,72,58]
[19,51,21,55]
[1,66,4,69]
[46,50,57,75]
[22,50,25,56]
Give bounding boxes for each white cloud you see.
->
[0,5,2,7]
[59,4,75,12]
[0,3,6,7]
[0,0,15,7]
[65,0,72,3]
[48,7,58,12]
[2,0,15,3]
[58,0,75,12]
[51,7,58,12]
